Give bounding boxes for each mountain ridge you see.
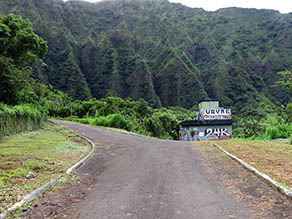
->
[1,0,291,111]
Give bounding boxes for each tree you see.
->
[275,70,292,122]
[0,56,27,105]
[275,70,292,95]
[233,109,266,138]
[0,14,48,105]
[0,14,47,65]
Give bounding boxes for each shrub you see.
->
[49,97,186,140]
[0,103,47,136]
[94,116,109,127]
[264,124,292,140]
[91,114,132,131]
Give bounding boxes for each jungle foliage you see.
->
[49,95,196,140]
[0,13,47,105]
[231,70,292,140]
[0,13,192,140]
[0,14,48,135]
[1,0,292,112]
[2,1,292,140]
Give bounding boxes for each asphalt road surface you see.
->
[25,120,292,219]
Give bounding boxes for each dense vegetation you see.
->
[1,0,292,113]
[0,13,194,139]
[0,13,47,105]
[1,1,292,140]
[49,94,196,139]
[0,103,47,136]
[0,13,48,135]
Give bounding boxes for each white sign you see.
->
[203,108,231,116]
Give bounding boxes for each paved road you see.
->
[51,120,254,219]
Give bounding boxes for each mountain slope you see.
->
[1,0,291,110]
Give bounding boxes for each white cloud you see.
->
[63,0,292,13]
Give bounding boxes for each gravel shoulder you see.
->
[19,120,292,219]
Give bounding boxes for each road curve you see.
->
[51,120,254,219]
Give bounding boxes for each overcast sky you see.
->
[67,0,292,13]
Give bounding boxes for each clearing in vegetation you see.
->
[0,122,90,213]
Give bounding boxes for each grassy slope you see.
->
[196,139,292,190]
[0,122,90,212]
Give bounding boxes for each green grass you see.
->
[0,122,90,212]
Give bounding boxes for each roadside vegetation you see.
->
[0,104,47,137]
[49,95,196,140]
[0,14,91,214]
[0,13,48,136]
[0,122,90,213]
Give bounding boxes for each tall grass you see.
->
[0,103,47,136]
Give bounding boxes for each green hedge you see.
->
[0,103,47,136]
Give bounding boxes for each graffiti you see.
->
[180,127,232,141]
[203,108,231,116]
[205,128,230,137]
[200,108,232,120]
[180,101,233,141]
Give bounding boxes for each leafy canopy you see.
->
[0,14,47,65]
[0,14,48,105]
[275,70,292,96]
[275,70,292,123]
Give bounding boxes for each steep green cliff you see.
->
[1,0,292,111]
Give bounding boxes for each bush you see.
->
[94,116,109,127]
[146,110,179,139]
[92,114,133,131]
[264,124,292,140]
[108,114,132,130]
[0,103,47,136]
[49,97,189,140]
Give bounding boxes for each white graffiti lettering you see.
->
[204,108,231,116]
[205,128,231,137]
[206,129,213,136]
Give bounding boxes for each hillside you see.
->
[1,0,292,111]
